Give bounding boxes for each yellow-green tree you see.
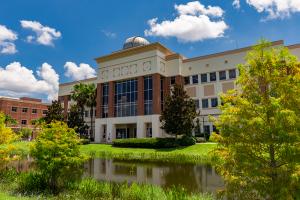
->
[0,112,19,169]
[30,121,86,193]
[213,40,300,200]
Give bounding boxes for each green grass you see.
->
[80,143,217,164]
[0,192,32,200]
[1,141,218,164]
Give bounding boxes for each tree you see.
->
[71,83,96,139]
[160,84,198,137]
[67,105,88,134]
[30,121,86,193]
[4,114,17,126]
[213,40,300,199]
[0,112,19,169]
[85,84,96,140]
[44,100,64,124]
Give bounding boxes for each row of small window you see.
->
[194,98,219,109]
[184,69,237,85]
[11,107,47,114]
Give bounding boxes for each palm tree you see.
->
[71,83,89,136]
[85,84,97,141]
[71,83,96,140]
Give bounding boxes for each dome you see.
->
[123,36,150,50]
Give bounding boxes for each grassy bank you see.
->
[0,171,214,200]
[1,141,218,164]
[80,143,217,164]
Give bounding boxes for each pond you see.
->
[12,157,224,194]
[83,158,224,194]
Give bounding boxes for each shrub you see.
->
[16,171,48,195]
[113,137,197,148]
[113,138,180,148]
[18,128,32,139]
[30,121,87,193]
[80,138,90,145]
[179,136,196,146]
[208,132,220,143]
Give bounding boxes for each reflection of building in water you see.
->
[84,158,223,193]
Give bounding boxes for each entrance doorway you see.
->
[115,124,137,139]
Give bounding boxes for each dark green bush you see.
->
[113,138,180,148]
[16,172,48,194]
[81,138,90,145]
[113,137,197,148]
[179,136,196,146]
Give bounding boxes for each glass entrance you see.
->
[116,128,128,139]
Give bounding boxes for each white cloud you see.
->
[0,62,59,101]
[102,30,117,38]
[64,62,96,81]
[20,20,61,46]
[244,0,300,19]
[144,1,228,42]
[0,25,18,54]
[233,0,241,9]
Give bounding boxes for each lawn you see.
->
[1,141,218,164]
[80,142,218,164]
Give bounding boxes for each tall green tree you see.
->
[160,84,198,137]
[4,114,17,126]
[67,105,88,134]
[71,83,96,139]
[213,40,300,199]
[44,100,64,124]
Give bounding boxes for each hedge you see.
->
[112,136,196,148]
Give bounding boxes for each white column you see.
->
[151,115,161,138]
[137,120,145,138]
[94,121,101,143]
[107,121,115,143]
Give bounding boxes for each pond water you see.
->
[12,157,224,194]
[83,158,224,194]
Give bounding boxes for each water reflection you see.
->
[84,158,224,194]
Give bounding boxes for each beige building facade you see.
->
[58,37,300,143]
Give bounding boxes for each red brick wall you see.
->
[0,98,48,129]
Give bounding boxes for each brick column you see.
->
[63,95,68,121]
[175,75,183,85]
[108,81,115,118]
[137,76,144,115]
[153,73,161,114]
[164,77,171,97]
[96,83,102,118]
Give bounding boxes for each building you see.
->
[0,96,49,130]
[58,37,300,143]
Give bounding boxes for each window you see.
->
[210,72,216,82]
[204,125,210,134]
[211,98,218,107]
[102,83,109,118]
[144,76,153,115]
[42,110,47,115]
[22,108,28,113]
[32,109,37,114]
[21,120,27,125]
[170,76,176,85]
[219,71,226,80]
[194,99,200,109]
[115,79,138,117]
[184,76,190,85]
[202,99,209,109]
[192,75,198,84]
[201,73,207,83]
[85,110,89,117]
[229,69,236,79]
[11,107,17,112]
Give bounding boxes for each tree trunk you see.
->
[90,107,93,141]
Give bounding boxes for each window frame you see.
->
[192,75,199,84]
[201,73,208,83]
[209,72,216,82]
[202,99,209,109]
[219,70,226,80]
[229,69,236,79]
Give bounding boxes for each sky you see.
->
[0,0,300,102]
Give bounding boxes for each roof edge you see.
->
[183,40,284,63]
[59,77,97,87]
[95,42,174,63]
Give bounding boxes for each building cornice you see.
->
[183,40,284,63]
[95,42,173,63]
[286,43,300,50]
[59,77,97,87]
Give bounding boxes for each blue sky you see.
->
[0,0,300,101]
